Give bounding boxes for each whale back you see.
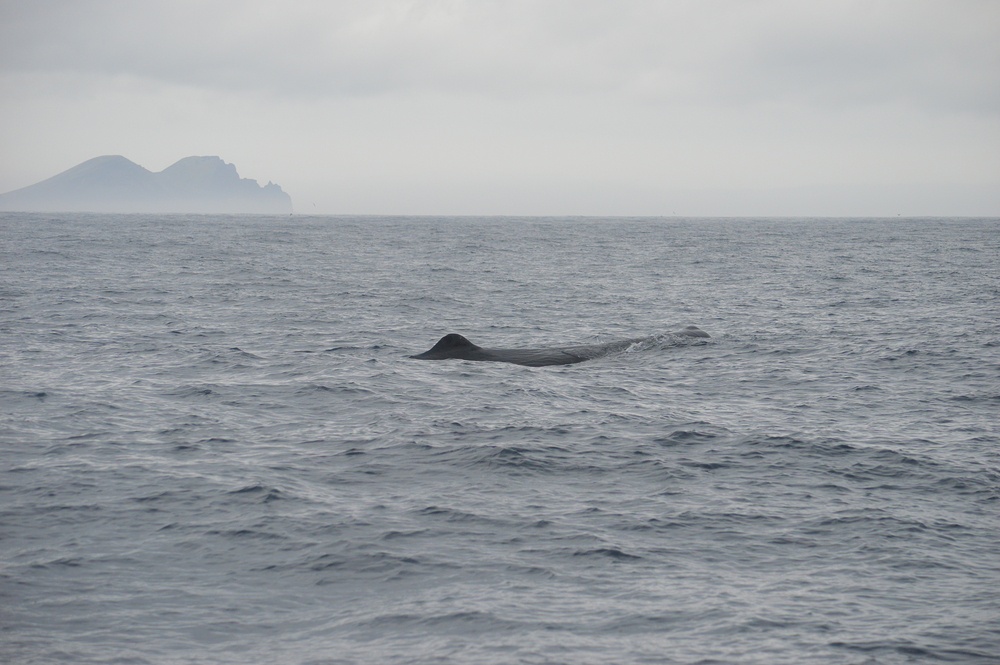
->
[410,327,710,366]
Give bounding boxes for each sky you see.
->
[1,0,998,216]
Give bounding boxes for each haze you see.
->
[1,0,997,216]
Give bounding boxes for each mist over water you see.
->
[2,213,998,664]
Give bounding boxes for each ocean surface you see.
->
[1,213,998,665]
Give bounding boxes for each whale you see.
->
[410,326,709,367]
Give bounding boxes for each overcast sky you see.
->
[1,0,997,215]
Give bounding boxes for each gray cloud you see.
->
[2,0,996,110]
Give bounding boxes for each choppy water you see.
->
[1,213,998,665]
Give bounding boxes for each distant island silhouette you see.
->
[0,155,292,214]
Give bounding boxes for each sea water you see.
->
[1,213,998,664]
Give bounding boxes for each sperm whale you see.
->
[410,326,709,367]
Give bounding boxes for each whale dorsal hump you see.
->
[679,326,710,338]
[426,333,478,353]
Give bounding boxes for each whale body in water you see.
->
[410,326,709,367]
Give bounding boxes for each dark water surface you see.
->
[2,214,998,664]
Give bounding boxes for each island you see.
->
[0,155,293,214]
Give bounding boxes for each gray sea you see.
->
[1,213,998,665]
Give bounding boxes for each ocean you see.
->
[1,213,998,664]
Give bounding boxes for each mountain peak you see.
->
[0,156,292,214]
